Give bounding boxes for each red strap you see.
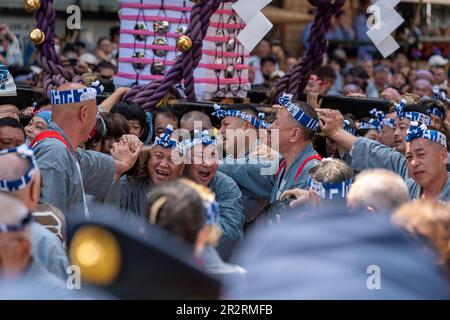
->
[294,155,322,182]
[30,130,75,156]
[275,160,287,176]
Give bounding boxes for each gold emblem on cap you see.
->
[69,226,121,286]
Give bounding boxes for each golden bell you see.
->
[176,35,192,53]
[29,28,45,45]
[24,0,41,13]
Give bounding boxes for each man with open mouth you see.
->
[182,129,244,261]
[106,125,184,217]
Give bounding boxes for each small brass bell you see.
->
[153,21,170,36]
[153,38,169,57]
[132,52,146,71]
[225,64,235,78]
[134,23,147,41]
[151,61,165,75]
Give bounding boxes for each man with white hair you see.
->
[0,144,69,280]
[347,169,409,212]
[0,194,69,296]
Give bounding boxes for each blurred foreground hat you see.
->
[67,207,221,299]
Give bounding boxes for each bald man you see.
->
[347,169,409,212]
[180,110,212,131]
[31,82,142,216]
[0,145,69,280]
[0,104,20,121]
[0,194,69,296]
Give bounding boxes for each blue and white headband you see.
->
[343,119,356,135]
[0,144,37,192]
[405,122,447,148]
[358,119,381,131]
[181,130,217,155]
[0,213,33,233]
[152,125,178,149]
[278,93,319,132]
[204,200,220,225]
[432,86,450,104]
[369,108,385,122]
[395,99,433,126]
[428,106,445,120]
[50,81,104,105]
[382,118,396,130]
[212,104,268,129]
[308,177,352,200]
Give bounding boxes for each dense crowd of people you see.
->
[1,3,450,299]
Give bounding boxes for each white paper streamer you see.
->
[366,0,404,58]
[233,0,273,52]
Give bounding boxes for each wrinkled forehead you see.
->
[406,138,439,153]
[151,145,179,157]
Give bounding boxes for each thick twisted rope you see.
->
[271,0,345,104]
[124,0,234,112]
[34,0,82,98]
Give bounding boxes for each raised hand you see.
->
[307,92,323,109]
[280,188,311,208]
[317,108,344,138]
[111,139,142,179]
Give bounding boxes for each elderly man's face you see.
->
[268,108,299,154]
[183,145,218,186]
[405,139,447,190]
[0,126,25,149]
[148,146,184,186]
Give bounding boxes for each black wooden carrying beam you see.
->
[2,86,391,121]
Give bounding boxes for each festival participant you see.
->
[24,111,51,144]
[280,158,353,209]
[111,100,151,143]
[107,125,184,216]
[31,82,142,217]
[219,93,321,208]
[0,194,69,297]
[0,145,68,280]
[0,117,25,149]
[182,129,244,260]
[179,110,212,132]
[85,112,130,155]
[319,107,450,200]
[347,169,409,212]
[153,106,179,138]
[212,104,270,223]
[147,180,246,280]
